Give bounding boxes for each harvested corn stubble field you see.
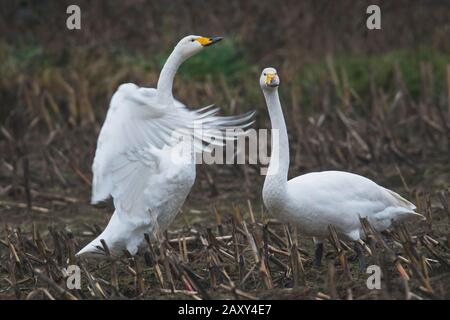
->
[0,0,450,300]
[0,198,449,300]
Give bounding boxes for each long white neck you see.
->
[263,88,290,191]
[156,48,184,102]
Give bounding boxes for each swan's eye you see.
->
[263,73,266,76]
[190,39,195,42]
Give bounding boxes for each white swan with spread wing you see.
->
[76,36,254,257]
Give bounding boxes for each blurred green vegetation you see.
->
[287,47,449,112]
[1,36,449,127]
[1,1,449,119]
[178,40,249,81]
[296,47,449,99]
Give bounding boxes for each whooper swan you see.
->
[259,67,423,269]
[76,36,254,258]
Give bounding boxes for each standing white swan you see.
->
[260,67,423,268]
[76,36,254,258]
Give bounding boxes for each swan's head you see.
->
[260,67,280,90]
[175,35,223,59]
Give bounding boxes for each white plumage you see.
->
[259,67,422,267]
[76,36,253,258]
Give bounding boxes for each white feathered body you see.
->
[260,77,419,243]
[77,83,252,257]
[91,84,194,205]
[264,170,418,241]
[78,141,195,257]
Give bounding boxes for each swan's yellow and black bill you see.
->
[265,73,278,87]
[196,36,223,47]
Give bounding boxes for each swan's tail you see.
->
[383,188,426,220]
[76,237,106,259]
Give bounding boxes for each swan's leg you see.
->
[313,237,324,267]
[346,230,366,271]
[143,249,154,267]
[353,241,365,271]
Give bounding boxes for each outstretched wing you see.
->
[91,83,254,211]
